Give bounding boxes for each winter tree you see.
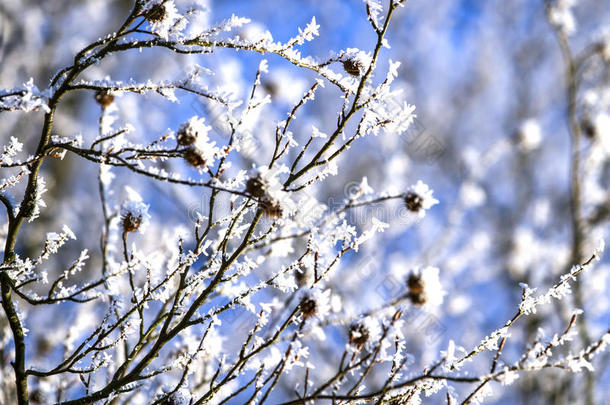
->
[1,0,609,404]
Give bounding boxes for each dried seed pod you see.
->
[177,126,197,146]
[262,80,279,97]
[342,58,365,77]
[245,175,266,198]
[404,192,423,212]
[581,116,596,139]
[294,267,309,287]
[95,90,114,108]
[121,201,150,235]
[407,273,425,295]
[259,197,283,218]
[348,322,369,349]
[30,389,45,405]
[145,2,166,22]
[299,296,317,318]
[407,272,427,305]
[122,212,142,234]
[184,147,208,168]
[406,267,445,308]
[408,292,427,306]
[36,336,53,355]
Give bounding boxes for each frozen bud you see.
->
[184,147,207,168]
[121,200,150,234]
[30,389,45,405]
[299,296,317,318]
[122,212,141,233]
[404,181,438,218]
[36,336,53,355]
[245,175,266,198]
[177,117,211,146]
[177,117,210,146]
[294,267,310,287]
[406,267,445,308]
[581,116,596,139]
[408,289,427,306]
[407,273,425,295]
[342,58,366,77]
[299,289,331,319]
[348,317,379,350]
[246,166,293,218]
[581,113,610,141]
[407,272,427,306]
[245,166,281,196]
[94,90,114,108]
[145,2,166,22]
[143,1,181,40]
[404,192,423,212]
[259,197,283,219]
[177,127,196,146]
[178,118,217,168]
[183,142,217,169]
[341,49,371,77]
[516,119,542,152]
[348,322,370,349]
[262,80,279,97]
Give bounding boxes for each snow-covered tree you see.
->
[1,1,609,404]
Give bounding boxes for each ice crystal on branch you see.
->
[24,176,47,222]
[296,16,320,44]
[0,79,50,113]
[0,136,24,165]
[40,225,76,260]
[364,0,384,30]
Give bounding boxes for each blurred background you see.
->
[1,0,609,403]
